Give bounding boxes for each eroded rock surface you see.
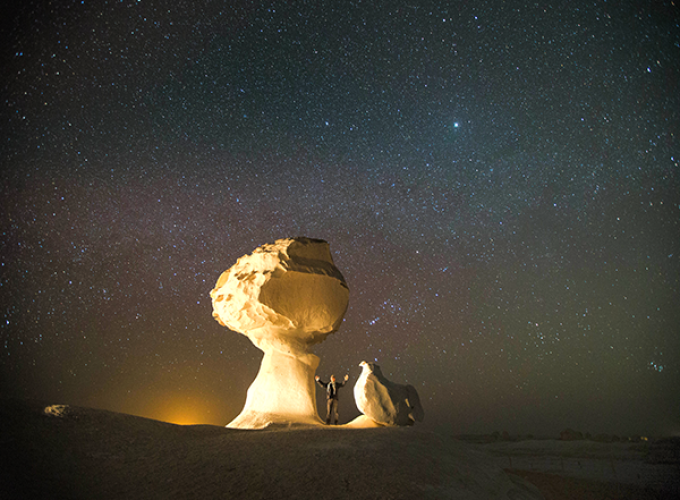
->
[354,361,424,426]
[211,237,349,429]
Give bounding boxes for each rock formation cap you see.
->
[211,237,349,354]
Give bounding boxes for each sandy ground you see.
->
[1,399,678,500]
[474,439,680,490]
[468,438,680,500]
[507,470,671,500]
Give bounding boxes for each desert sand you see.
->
[477,438,680,500]
[2,399,678,500]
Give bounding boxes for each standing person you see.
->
[315,373,349,425]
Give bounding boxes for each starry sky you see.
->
[2,0,679,437]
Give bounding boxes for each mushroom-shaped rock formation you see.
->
[354,361,425,426]
[211,237,349,429]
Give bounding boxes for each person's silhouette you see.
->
[315,374,349,425]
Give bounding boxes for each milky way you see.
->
[2,0,679,436]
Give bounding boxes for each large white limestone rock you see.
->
[354,361,425,426]
[211,237,349,429]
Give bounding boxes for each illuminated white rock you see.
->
[354,361,424,426]
[211,237,349,429]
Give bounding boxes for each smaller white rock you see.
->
[354,361,425,426]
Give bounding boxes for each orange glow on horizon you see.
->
[139,394,226,426]
[159,407,206,426]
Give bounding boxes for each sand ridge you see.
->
[1,399,541,500]
[2,399,678,499]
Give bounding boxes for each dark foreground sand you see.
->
[509,470,673,500]
[476,437,680,500]
[1,399,677,500]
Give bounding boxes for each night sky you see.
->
[2,0,679,437]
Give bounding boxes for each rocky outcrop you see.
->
[354,361,424,426]
[211,237,349,429]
